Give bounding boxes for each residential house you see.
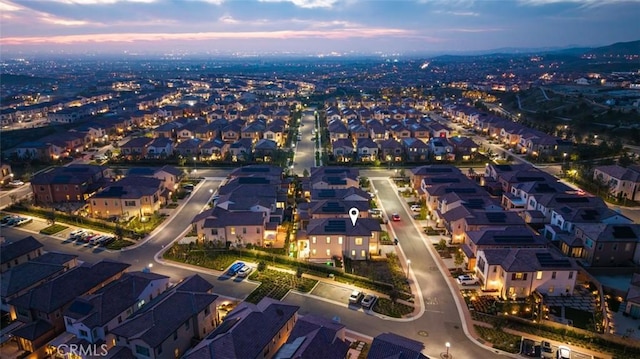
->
[13,141,65,162]
[350,123,370,140]
[153,121,184,139]
[402,138,429,162]
[427,122,451,138]
[410,165,462,192]
[297,199,370,227]
[201,139,230,161]
[108,275,219,359]
[476,248,577,299]
[309,188,371,203]
[63,272,170,344]
[356,138,379,162]
[429,138,454,161]
[0,163,13,186]
[241,120,266,142]
[379,138,404,162]
[331,138,354,162]
[574,223,640,267]
[548,201,631,234]
[183,297,298,359]
[367,332,428,359]
[120,137,153,159]
[8,261,129,356]
[624,274,640,318]
[300,218,381,261]
[127,165,184,192]
[308,167,359,190]
[274,314,350,358]
[449,136,479,160]
[221,122,243,143]
[409,123,431,142]
[389,123,411,139]
[229,138,254,162]
[1,236,44,273]
[1,252,77,312]
[174,138,203,157]
[254,139,278,160]
[328,120,349,143]
[192,207,267,247]
[145,137,174,159]
[90,176,164,219]
[264,122,286,147]
[31,165,110,205]
[460,228,547,271]
[593,165,640,202]
[367,120,387,142]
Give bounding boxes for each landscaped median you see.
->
[39,224,68,235]
[163,243,416,318]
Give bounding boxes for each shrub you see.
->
[257,261,267,272]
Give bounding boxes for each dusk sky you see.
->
[1,0,639,56]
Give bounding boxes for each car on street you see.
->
[457,274,478,286]
[1,215,18,225]
[410,204,421,212]
[14,217,32,226]
[1,217,20,227]
[361,294,378,309]
[227,262,246,276]
[391,213,401,221]
[541,340,554,359]
[9,180,24,187]
[349,290,364,304]
[393,238,399,245]
[556,346,571,359]
[237,265,252,278]
[520,339,540,357]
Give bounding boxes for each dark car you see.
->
[227,262,246,276]
[520,339,540,357]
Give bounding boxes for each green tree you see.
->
[436,238,447,251]
[454,249,465,269]
[302,168,309,177]
[257,261,267,272]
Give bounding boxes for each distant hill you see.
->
[582,40,640,56]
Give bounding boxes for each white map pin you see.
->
[349,207,359,227]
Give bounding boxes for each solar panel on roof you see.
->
[238,177,269,184]
[535,253,572,268]
[325,168,348,174]
[241,167,269,172]
[324,220,347,233]
[495,165,512,171]
[493,235,534,243]
[431,178,460,183]
[322,202,345,213]
[485,212,507,223]
[555,197,589,203]
[534,183,557,193]
[318,189,336,198]
[515,176,546,182]
[612,226,637,239]
[445,188,476,193]
[423,168,453,173]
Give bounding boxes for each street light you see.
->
[445,342,451,358]
[406,259,411,277]
[192,157,197,177]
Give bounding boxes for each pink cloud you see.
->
[1,28,420,46]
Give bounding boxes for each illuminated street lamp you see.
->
[445,342,451,358]
[192,156,197,177]
[406,259,411,277]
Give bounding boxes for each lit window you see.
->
[361,250,366,258]
[230,227,236,235]
[536,271,542,280]
[312,236,316,244]
[355,238,363,245]
[312,249,316,255]
[338,236,343,245]
[326,237,331,244]
[351,250,356,257]
[326,249,331,256]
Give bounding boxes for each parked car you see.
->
[100,236,115,246]
[84,234,101,243]
[69,229,88,239]
[410,204,421,212]
[556,346,571,359]
[1,215,18,225]
[393,237,399,245]
[391,213,401,221]
[14,217,32,226]
[540,340,554,359]
[361,294,378,309]
[90,235,107,246]
[457,274,478,286]
[9,180,25,187]
[227,262,245,276]
[1,217,20,227]
[349,290,364,304]
[520,339,540,357]
[237,265,252,278]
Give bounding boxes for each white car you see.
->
[457,275,478,286]
[9,180,24,187]
[410,204,421,212]
[556,346,571,359]
[237,265,252,278]
[361,294,378,309]
[349,290,364,304]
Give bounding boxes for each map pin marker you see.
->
[349,207,359,227]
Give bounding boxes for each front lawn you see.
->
[163,245,238,270]
[373,297,414,318]
[105,239,136,250]
[564,306,593,330]
[474,325,521,353]
[40,224,68,235]
[245,268,317,304]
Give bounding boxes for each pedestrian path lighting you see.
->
[445,342,450,358]
[406,259,411,277]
